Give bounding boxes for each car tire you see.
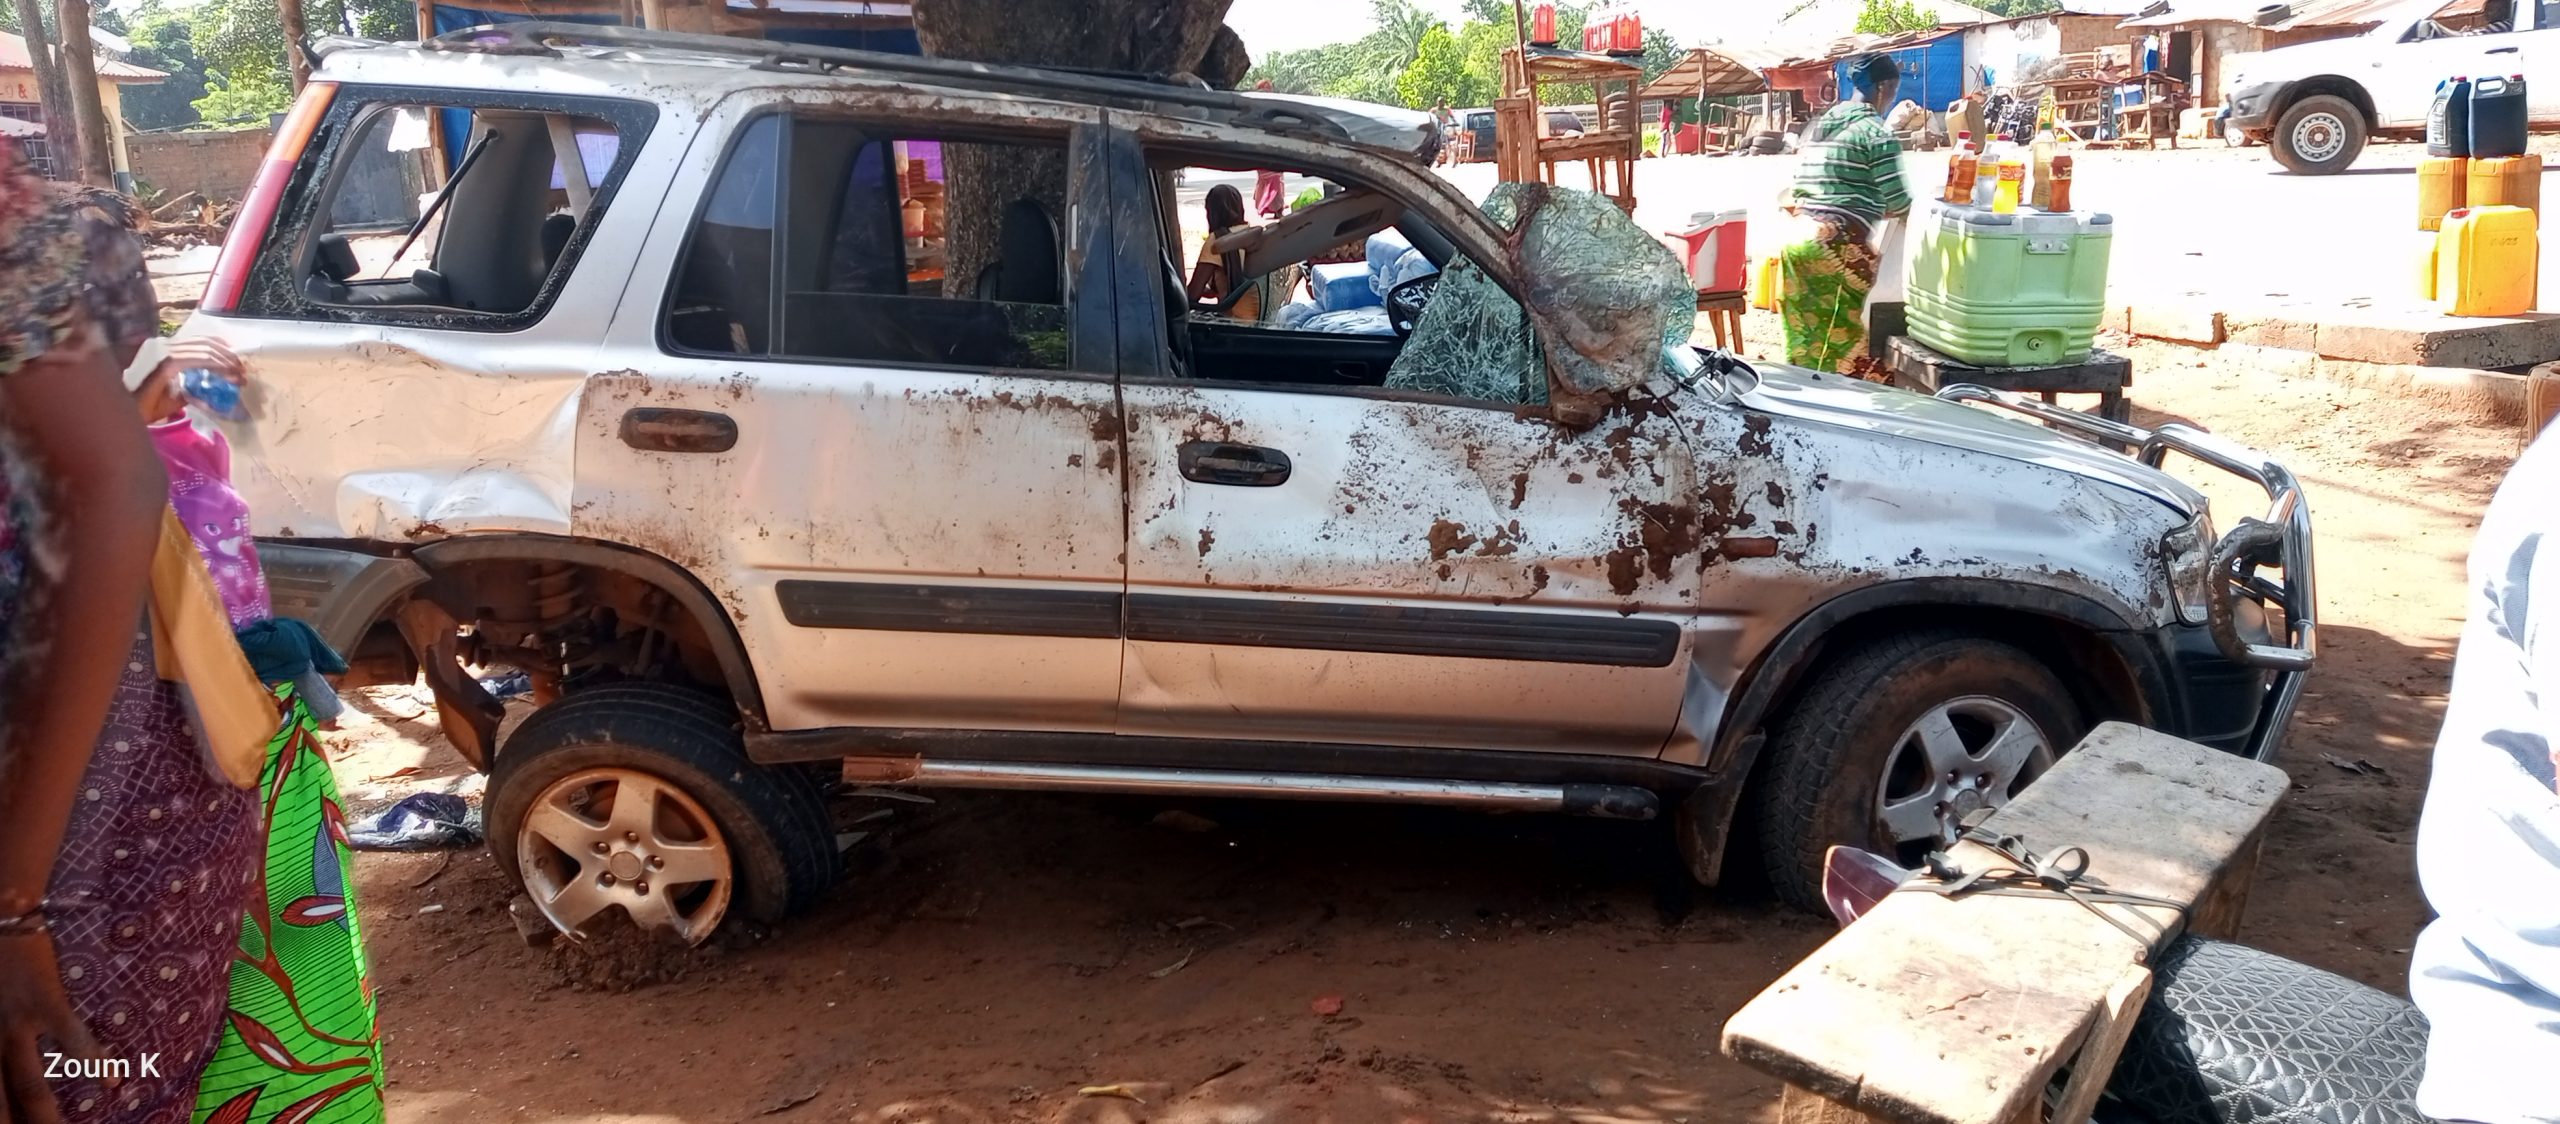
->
[487,683,839,943]
[2271,94,2366,175]
[1748,630,2084,912]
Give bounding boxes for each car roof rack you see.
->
[414,21,1354,141]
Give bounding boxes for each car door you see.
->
[1109,135,1707,757]
[577,89,1129,734]
[195,85,661,543]
[2373,14,2522,126]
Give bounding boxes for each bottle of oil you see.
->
[1973,143,2001,207]
[2028,100,2058,210]
[2046,154,2074,213]
[1945,147,1980,205]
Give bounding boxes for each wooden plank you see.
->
[1721,724,2286,1124]
[2045,965,2153,1124]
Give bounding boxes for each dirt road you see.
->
[335,331,2510,1123]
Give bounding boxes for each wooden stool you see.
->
[1888,335,2133,425]
[1697,290,1747,350]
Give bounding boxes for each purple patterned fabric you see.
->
[44,631,258,1124]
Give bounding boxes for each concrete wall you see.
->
[1965,14,2142,88]
[126,125,270,202]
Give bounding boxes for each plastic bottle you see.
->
[1992,159,2024,213]
[182,368,248,422]
[2046,153,2073,213]
[1973,144,2001,206]
[2429,76,2474,158]
[1618,3,1643,55]
[1945,148,1979,204]
[1529,0,1558,46]
[2029,121,2057,210]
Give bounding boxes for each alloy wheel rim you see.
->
[518,767,734,946]
[1874,695,2055,852]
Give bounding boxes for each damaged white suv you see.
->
[191,23,2316,943]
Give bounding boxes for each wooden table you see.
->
[1888,336,2133,425]
[1721,724,2287,1124]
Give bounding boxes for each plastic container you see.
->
[1992,160,2024,213]
[2045,154,2073,212]
[2467,153,2541,216]
[1908,208,2115,366]
[181,368,248,421]
[1753,253,1783,310]
[2418,227,2440,301]
[1664,209,1750,294]
[1973,152,2000,206]
[1529,0,1558,46]
[2428,76,2473,158]
[2419,155,2469,230]
[2470,75,2528,159]
[2435,204,2537,316]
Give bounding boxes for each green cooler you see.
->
[1907,206,2113,367]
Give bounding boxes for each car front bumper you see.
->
[2225,81,2286,132]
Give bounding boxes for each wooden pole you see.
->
[278,0,312,91]
[9,0,77,176]
[51,0,112,185]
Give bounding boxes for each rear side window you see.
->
[236,86,656,331]
[661,113,1081,373]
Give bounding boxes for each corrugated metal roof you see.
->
[1636,47,1774,99]
[0,31,169,81]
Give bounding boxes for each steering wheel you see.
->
[1386,273,1439,339]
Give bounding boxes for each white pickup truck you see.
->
[2224,0,2556,173]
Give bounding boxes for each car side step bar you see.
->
[839,759,1660,821]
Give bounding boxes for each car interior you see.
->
[664,117,1073,371]
[302,104,619,315]
[1151,155,1529,397]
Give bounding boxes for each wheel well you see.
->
[1774,605,2147,736]
[339,537,767,769]
[2276,77,2374,128]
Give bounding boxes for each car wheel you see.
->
[2271,94,2365,175]
[487,683,839,945]
[1749,630,2083,912]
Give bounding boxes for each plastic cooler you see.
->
[1664,209,1750,295]
[1908,205,2114,367]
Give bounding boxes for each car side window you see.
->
[662,113,1081,373]
[1149,154,1544,407]
[243,88,653,329]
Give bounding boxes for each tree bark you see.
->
[912,0,1247,294]
[278,0,312,91]
[9,0,78,177]
[51,0,110,185]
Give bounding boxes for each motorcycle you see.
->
[1820,846,2430,1124]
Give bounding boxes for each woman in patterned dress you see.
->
[0,136,262,1124]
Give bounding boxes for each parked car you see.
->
[2224,0,2556,173]
[1461,107,1496,161]
[195,22,2317,945]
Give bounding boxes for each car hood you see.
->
[1735,364,2209,516]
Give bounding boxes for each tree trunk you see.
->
[912,0,1246,295]
[51,0,110,185]
[10,0,78,178]
[278,0,312,91]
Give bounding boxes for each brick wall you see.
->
[126,126,271,203]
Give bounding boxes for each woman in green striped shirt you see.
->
[1778,53,1913,380]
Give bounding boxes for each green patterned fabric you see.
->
[193,687,384,1124]
[1778,212,1885,379]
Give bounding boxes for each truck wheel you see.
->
[487,684,839,945]
[2271,95,2365,175]
[1749,631,2082,912]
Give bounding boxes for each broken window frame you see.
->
[238,83,658,332]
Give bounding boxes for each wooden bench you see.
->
[1888,336,2133,426]
[1720,723,2287,1124]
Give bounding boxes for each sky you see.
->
[1223,0,1800,55]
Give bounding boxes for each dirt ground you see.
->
[330,321,2515,1123]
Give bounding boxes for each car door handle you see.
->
[2488,45,2521,53]
[619,408,738,454]
[1178,441,1291,487]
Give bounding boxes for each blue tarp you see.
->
[1834,33,1963,114]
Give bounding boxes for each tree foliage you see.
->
[1853,0,1942,34]
[117,1,210,130]
[188,0,410,123]
[1245,0,1683,112]
[1971,0,2059,14]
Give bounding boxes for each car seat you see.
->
[977,198,1060,305]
